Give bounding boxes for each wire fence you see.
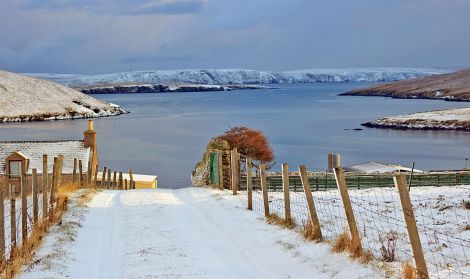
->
[235,169,470,279]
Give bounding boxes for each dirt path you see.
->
[20,188,381,279]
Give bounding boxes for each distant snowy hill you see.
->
[26,68,454,86]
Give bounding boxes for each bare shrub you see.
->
[402,263,417,279]
[380,233,397,262]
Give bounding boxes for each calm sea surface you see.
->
[2,83,470,188]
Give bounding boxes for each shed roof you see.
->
[0,140,91,174]
[343,162,423,174]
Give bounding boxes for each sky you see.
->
[0,0,469,74]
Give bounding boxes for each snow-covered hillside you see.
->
[0,70,125,122]
[26,68,454,86]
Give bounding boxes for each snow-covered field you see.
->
[364,108,470,130]
[26,68,453,86]
[19,188,383,279]
[238,186,470,278]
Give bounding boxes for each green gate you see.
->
[209,151,219,186]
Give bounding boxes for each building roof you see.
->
[343,162,423,174]
[0,140,91,174]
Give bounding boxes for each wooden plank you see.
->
[72,158,77,183]
[281,163,292,222]
[299,165,323,241]
[247,158,253,210]
[260,164,269,217]
[21,175,27,245]
[0,177,4,260]
[218,150,224,190]
[394,174,429,279]
[78,160,83,188]
[42,155,48,219]
[10,197,16,247]
[101,167,107,188]
[333,166,362,252]
[32,169,38,223]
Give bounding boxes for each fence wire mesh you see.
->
[236,170,470,279]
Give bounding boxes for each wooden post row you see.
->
[42,154,48,218]
[32,169,38,223]
[246,158,253,210]
[333,166,362,253]
[281,163,291,223]
[260,164,269,217]
[394,174,429,279]
[299,165,323,241]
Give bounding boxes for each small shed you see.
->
[97,172,157,189]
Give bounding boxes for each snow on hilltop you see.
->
[0,70,125,123]
[26,68,453,86]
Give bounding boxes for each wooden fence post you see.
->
[333,166,362,253]
[218,150,224,190]
[11,195,16,247]
[101,167,107,188]
[231,148,239,194]
[78,160,83,188]
[394,174,429,279]
[50,157,58,210]
[21,175,27,245]
[107,169,112,189]
[260,164,269,217]
[119,172,123,190]
[72,158,77,183]
[113,171,117,189]
[299,165,323,241]
[42,154,48,218]
[124,179,128,190]
[57,154,64,189]
[87,161,92,187]
[282,163,292,223]
[93,164,99,187]
[247,158,253,210]
[0,177,4,260]
[129,169,134,190]
[32,169,38,223]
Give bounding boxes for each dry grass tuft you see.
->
[266,213,295,229]
[301,219,322,242]
[402,263,417,279]
[331,230,370,261]
[0,182,96,279]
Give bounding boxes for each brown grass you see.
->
[266,213,295,229]
[331,230,372,262]
[301,219,322,242]
[402,263,417,279]
[0,182,96,279]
